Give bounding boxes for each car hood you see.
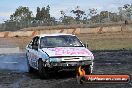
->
[41,47,93,57]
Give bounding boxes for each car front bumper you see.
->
[47,60,94,72]
[50,60,93,67]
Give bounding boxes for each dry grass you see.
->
[77,31,132,50]
[0,31,132,51]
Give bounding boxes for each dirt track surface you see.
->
[0,50,132,88]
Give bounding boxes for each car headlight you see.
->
[49,58,62,62]
[82,56,94,61]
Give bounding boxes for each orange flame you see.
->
[78,66,86,76]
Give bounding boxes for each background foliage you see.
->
[0,4,132,31]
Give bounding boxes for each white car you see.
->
[26,34,94,78]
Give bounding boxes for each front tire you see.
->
[38,60,49,79]
[76,65,92,84]
[83,65,92,74]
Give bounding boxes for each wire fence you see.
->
[0,20,132,32]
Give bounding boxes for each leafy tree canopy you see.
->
[10,6,33,22]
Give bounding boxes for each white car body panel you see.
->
[26,33,94,72]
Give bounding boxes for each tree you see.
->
[60,10,75,25]
[123,4,132,20]
[36,7,41,21]
[60,10,67,24]
[89,8,97,17]
[50,17,56,25]
[60,16,75,25]
[118,7,124,21]
[88,8,97,23]
[10,6,32,22]
[89,14,100,23]
[5,6,33,31]
[71,6,85,24]
[35,5,51,25]
[100,11,108,18]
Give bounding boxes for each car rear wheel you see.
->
[38,59,49,79]
[28,64,34,73]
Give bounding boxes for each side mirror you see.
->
[28,44,32,49]
[32,45,38,50]
[83,42,88,48]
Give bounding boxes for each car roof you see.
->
[37,33,75,37]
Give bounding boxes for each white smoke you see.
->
[0,53,28,72]
[0,47,20,54]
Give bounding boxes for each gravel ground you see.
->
[0,50,132,88]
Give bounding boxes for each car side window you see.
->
[28,41,33,49]
[32,36,39,50]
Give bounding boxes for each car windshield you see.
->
[40,35,83,48]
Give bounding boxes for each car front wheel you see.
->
[38,59,49,79]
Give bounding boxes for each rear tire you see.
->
[28,64,34,73]
[38,60,49,79]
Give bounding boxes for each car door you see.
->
[26,40,33,66]
[28,36,40,69]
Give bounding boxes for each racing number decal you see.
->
[29,52,38,68]
[30,53,38,59]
